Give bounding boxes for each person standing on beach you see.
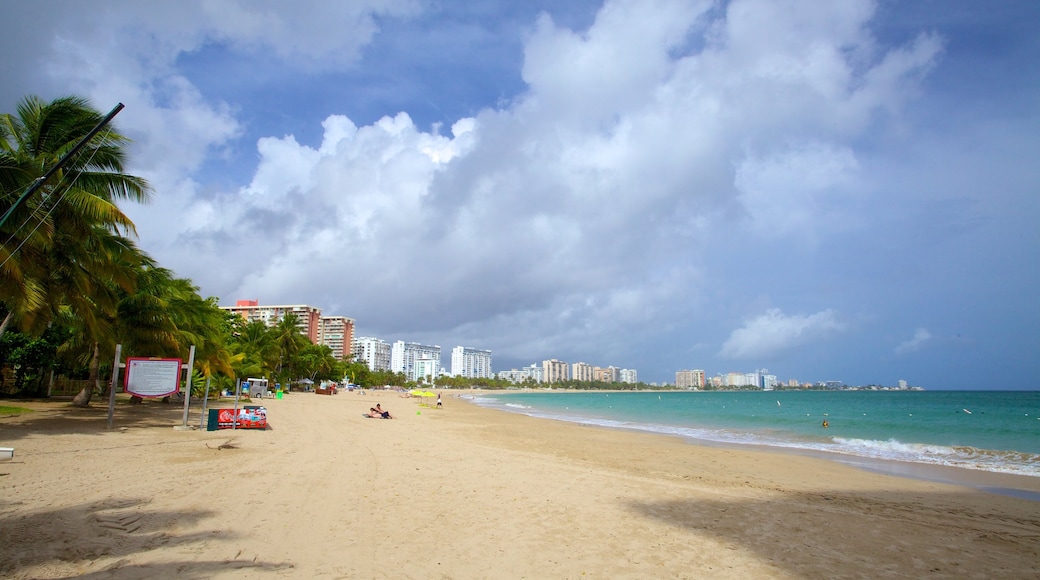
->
[436,393,442,408]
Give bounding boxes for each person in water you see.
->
[822,420,829,428]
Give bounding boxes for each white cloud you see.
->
[8,0,993,381]
[152,0,941,348]
[734,142,860,237]
[895,328,932,355]
[720,308,844,359]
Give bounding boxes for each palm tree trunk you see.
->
[0,310,13,339]
[71,341,101,407]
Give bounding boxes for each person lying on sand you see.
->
[368,407,383,418]
[375,403,394,419]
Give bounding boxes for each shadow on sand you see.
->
[627,488,1040,577]
[0,497,293,578]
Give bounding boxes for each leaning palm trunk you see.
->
[0,311,13,339]
[72,341,101,407]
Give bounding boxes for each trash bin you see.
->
[276,390,283,399]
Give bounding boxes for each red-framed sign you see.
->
[124,357,182,398]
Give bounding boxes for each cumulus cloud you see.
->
[720,309,844,359]
[895,328,932,355]
[1,0,421,247]
[155,0,939,361]
[3,0,966,375]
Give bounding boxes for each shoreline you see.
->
[468,389,1040,498]
[2,392,1039,578]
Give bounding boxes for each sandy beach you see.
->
[1,391,1038,579]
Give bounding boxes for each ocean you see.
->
[469,390,1040,479]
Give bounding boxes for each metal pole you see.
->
[181,345,195,428]
[0,103,125,230]
[107,344,121,429]
[199,376,211,430]
[232,378,242,431]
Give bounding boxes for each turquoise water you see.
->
[470,390,1040,477]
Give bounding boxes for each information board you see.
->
[124,357,182,397]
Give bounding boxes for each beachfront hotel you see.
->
[451,346,493,379]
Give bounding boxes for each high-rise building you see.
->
[497,363,544,384]
[542,359,569,384]
[619,368,638,384]
[318,316,355,360]
[221,299,322,343]
[726,372,748,387]
[571,362,594,382]
[391,341,441,382]
[352,336,391,371]
[594,366,619,383]
[524,363,545,383]
[415,356,440,384]
[451,346,493,379]
[676,370,701,389]
[692,369,705,388]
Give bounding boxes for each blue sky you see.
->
[3,0,1038,388]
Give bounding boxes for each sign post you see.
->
[106,344,121,429]
[180,345,196,428]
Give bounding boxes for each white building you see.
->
[451,346,493,379]
[415,357,441,384]
[619,368,638,384]
[498,363,545,384]
[391,341,441,382]
[352,336,391,371]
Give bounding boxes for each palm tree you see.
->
[272,313,308,388]
[230,320,279,379]
[0,95,151,339]
[0,95,152,405]
[300,343,340,383]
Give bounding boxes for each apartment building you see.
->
[352,336,392,371]
[498,363,545,384]
[619,368,638,384]
[450,346,493,379]
[221,299,322,343]
[594,366,619,383]
[318,316,355,360]
[571,362,594,382]
[675,369,705,389]
[391,341,441,382]
[542,359,569,384]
